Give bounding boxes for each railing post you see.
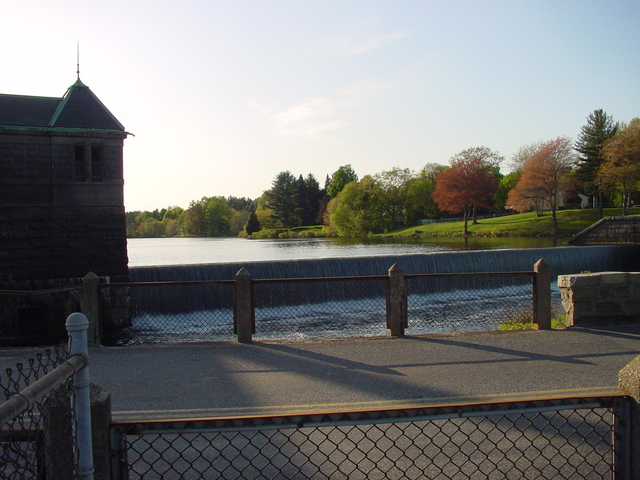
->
[67,313,95,480]
[234,268,254,343]
[618,355,640,479]
[533,259,551,330]
[387,264,407,337]
[82,272,101,346]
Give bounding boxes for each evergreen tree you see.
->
[265,171,299,228]
[574,109,618,212]
[244,210,261,235]
[300,174,322,225]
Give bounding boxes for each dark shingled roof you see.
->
[0,78,125,133]
[0,94,61,127]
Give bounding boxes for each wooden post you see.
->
[387,264,407,337]
[533,259,551,330]
[234,268,254,343]
[82,272,100,345]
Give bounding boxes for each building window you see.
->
[91,146,103,182]
[75,144,103,182]
[74,145,86,181]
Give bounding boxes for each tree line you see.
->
[126,109,640,238]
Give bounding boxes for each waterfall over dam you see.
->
[114,245,640,344]
[130,245,640,283]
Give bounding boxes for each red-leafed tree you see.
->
[432,147,501,236]
[507,136,577,235]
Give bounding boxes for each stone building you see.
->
[0,77,130,344]
[0,76,129,289]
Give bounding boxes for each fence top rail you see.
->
[0,353,88,427]
[102,280,236,288]
[0,285,82,296]
[111,394,626,435]
[253,275,388,284]
[406,271,535,279]
[99,271,535,289]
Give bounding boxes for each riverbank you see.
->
[392,207,640,238]
[247,207,640,240]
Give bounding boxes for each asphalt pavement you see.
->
[86,324,640,421]
[3,325,640,421]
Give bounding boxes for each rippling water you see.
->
[127,236,558,267]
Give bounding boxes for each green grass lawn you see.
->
[391,207,640,238]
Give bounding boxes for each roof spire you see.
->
[76,42,80,80]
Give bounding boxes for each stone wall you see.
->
[558,272,640,326]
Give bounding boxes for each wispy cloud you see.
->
[321,31,410,57]
[271,98,349,137]
[250,76,398,138]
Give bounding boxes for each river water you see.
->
[127,236,558,267]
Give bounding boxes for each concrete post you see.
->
[234,268,254,343]
[619,355,640,479]
[533,259,551,330]
[387,264,407,337]
[82,272,101,346]
[67,313,95,480]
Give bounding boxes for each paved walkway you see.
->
[2,325,639,421]
[78,324,640,421]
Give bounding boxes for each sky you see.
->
[2,0,639,212]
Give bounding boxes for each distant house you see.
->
[0,77,130,290]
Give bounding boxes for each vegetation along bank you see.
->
[126,110,640,239]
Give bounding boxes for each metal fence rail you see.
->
[0,315,94,480]
[112,395,628,480]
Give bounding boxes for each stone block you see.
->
[600,272,628,284]
[595,302,622,314]
[572,301,594,315]
[629,273,640,285]
[567,274,602,287]
[557,275,572,288]
[626,301,640,312]
[612,287,631,298]
[574,287,599,300]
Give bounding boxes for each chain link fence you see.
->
[1,269,548,346]
[253,277,387,340]
[112,396,626,480]
[0,345,78,479]
[0,287,81,347]
[407,273,535,334]
[112,272,541,343]
[104,281,235,345]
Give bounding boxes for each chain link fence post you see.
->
[619,354,640,479]
[533,259,551,330]
[67,312,95,480]
[387,263,406,337]
[234,268,254,343]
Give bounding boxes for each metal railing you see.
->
[111,395,630,480]
[0,314,93,480]
[102,265,545,345]
[0,260,551,346]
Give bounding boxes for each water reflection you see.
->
[127,236,559,267]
